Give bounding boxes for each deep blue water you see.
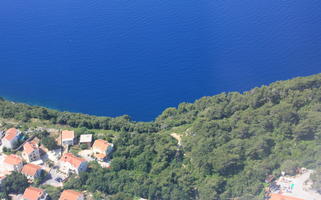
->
[0,1,321,121]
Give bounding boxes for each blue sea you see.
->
[0,1,321,121]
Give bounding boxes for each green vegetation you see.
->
[41,185,62,200]
[1,73,321,199]
[41,136,58,150]
[0,98,158,133]
[0,172,29,195]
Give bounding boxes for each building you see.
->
[92,139,113,161]
[59,190,84,200]
[4,154,23,172]
[1,128,21,149]
[22,141,41,163]
[23,187,48,200]
[47,149,62,162]
[79,134,93,147]
[21,163,42,180]
[59,153,88,174]
[61,130,75,146]
[269,194,304,200]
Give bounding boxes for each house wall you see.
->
[59,161,87,175]
[78,162,88,174]
[2,137,18,149]
[5,162,23,172]
[78,194,85,200]
[22,149,40,163]
[62,139,74,146]
[59,161,73,174]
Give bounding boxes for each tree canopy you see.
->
[2,73,321,199]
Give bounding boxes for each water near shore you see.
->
[0,1,321,121]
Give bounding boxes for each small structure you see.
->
[61,130,75,146]
[59,153,88,175]
[23,186,48,200]
[92,139,113,161]
[21,163,42,180]
[1,128,21,149]
[4,154,23,172]
[59,190,84,200]
[79,134,93,147]
[22,141,41,163]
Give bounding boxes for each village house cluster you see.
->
[0,127,114,200]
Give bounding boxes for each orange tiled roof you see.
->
[59,190,83,200]
[94,153,106,159]
[4,154,22,165]
[21,164,41,177]
[93,139,110,152]
[3,128,18,141]
[60,153,86,168]
[23,141,39,155]
[62,130,75,141]
[23,187,45,200]
[269,194,305,200]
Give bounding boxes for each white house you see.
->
[21,163,42,180]
[1,128,21,149]
[22,141,41,163]
[59,190,84,200]
[61,130,75,146]
[4,154,23,172]
[23,187,48,200]
[92,139,114,161]
[59,153,87,175]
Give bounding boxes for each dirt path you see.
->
[170,133,182,146]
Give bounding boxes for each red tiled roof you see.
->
[62,130,75,141]
[4,154,22,165]
[93,139,111,153]
[21,164,41,177]
[59,190,83,200]
[3,128,18,141]
[23,141,39,155]
[269,194,305,200]
[23,187,45,200]
[60,153,86,168]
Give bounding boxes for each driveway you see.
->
[42,167,67,187]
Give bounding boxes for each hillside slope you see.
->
[1,73,321,199]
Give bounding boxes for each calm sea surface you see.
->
[0,1,321,121]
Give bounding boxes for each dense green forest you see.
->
[1,73,321,199]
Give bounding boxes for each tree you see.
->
[41,136,58,150]
[310,168,321,194]
[41,185,62,200]
[198,176,224,200]
[280,160,299,176]
[1,172,29,194]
